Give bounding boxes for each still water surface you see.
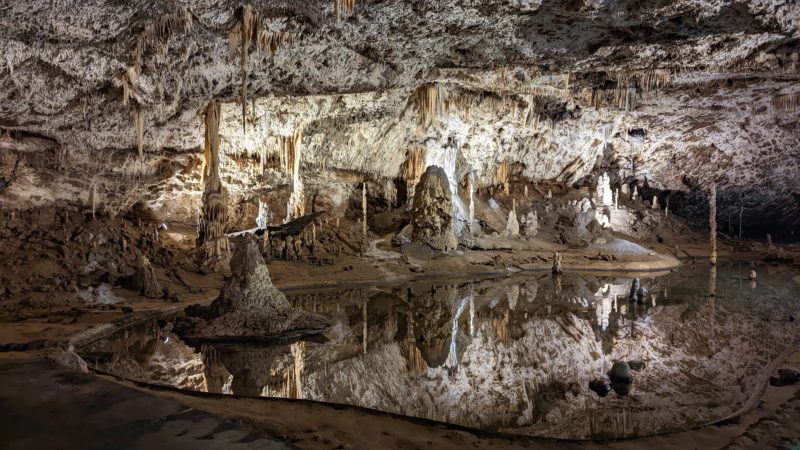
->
[81,261,800,439]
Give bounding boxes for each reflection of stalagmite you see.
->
[494,309,510,344]
[445,297,468,369]
[291,341,305,399]
[628,278,640,302]
[507,285,519,310]
[362,301,368,354]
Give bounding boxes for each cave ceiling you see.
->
[0,0,798,224]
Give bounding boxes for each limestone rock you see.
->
[523,210,539,237]
[502,210,520,237]
[179,237,330,341]
[134,255,161,298]
[411,166,457,251]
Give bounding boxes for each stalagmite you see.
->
[632,185,638,202]
[255,200,269,229]
[709,182,717,265]
[134,255,162,298]
[524,210,539,237]
[614,188,619,210]
[179,237,330,339]
[468,171,475,222]
[196,102,231,270]
[739,205,743,239]
[596,172,612,206]
[362,182,368,240]
[652,196,659,210]
[503,209,520,237]
[282,130,305,222]
[412,166,457,251]
[524,185,528,197]
[552,252,563,274]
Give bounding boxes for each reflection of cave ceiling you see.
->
[0,1,798,224]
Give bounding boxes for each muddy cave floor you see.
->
[1,223,799,449]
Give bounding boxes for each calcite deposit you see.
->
[1,1,799,448]
[178,238,330,341]
[412,166,458,251]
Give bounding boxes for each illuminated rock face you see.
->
[0,1,799,228]
[412,166,457,251]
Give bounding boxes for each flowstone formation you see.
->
[196,102,230,272]
[411,166,457,251]
[178,238,330,341]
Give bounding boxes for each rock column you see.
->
[709,182,717,265]
[196,102,230,271]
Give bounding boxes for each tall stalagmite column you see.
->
[196,102,230,271]
[709,182,717,265]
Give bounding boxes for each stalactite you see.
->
[335,0,356,22]
[415,83,449,130]
[120,67,139,106]
[405,344,427,375]
[404,146,427,202]
[709,182,717,265]
[131,7,193,72]
[495,161,510,195]
[229,5,299,133]
[772,92,800,112]
[133,103,145,160]
[89,181,97,219]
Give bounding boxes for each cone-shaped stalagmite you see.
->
[179,237,330,340]
[134,254,162,298]
[196,102,231,271]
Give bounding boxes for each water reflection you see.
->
[81,261,800,440]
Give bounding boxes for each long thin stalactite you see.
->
[228,5,299,134]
